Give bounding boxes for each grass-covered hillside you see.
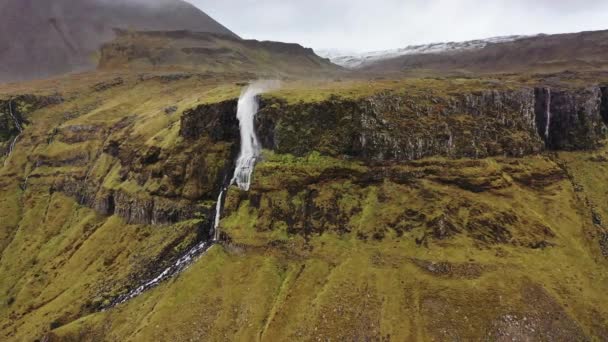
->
[0,71,607,341]
[98,30,341,78]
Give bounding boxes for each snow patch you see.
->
[316,35,533,69]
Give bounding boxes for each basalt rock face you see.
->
[0,95,63,154]
[535,86,607,150]
[53,138,236,225]
[180,99,239,141]
[254,86,608,161]
[46,100,240,226]
[55,179,200,226]
[256,89,544,162]
[0,101,23,143]
[601,86,608,125]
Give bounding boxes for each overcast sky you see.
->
[190,0,608,52]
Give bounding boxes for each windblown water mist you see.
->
[231,80,280,191]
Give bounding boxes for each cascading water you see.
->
[4,99,23,167]
[212,189,225,241]
[545,88,551,141]
[231,83,270,191]
[109,80,278,307]
[213,80,279,240]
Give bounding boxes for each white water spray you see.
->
[4,99,23,167]
[231,81,279,191]
[212,189,224,241]
[545,88,551,141]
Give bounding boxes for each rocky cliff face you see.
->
[252,86,607,163]
[45,83,608,228]
[536,86,607,150]
[180,99,239,142]
[601,86,608,125]
[50,121,237,226]
[0,95,63,153]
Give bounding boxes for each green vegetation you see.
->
[49,149,608,340]
[0,71,607,341]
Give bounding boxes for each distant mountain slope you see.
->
[98,30,341,77]
[316,35,530,68]
[362,30,608,74]
[0,0,238,82]
[319,30,608,75]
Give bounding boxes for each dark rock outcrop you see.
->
[1,95,62,139]
[1,94,63,153]
[178,86,608,164]
[601,86,608,124]
[256,89,544,161]
[54,166,207,226]
[535,86,607,150]
[180,99,239,141]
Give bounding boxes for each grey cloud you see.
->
[189,0,608,51]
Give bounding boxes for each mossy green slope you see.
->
[44,148,608,341]
[0,73,606,341]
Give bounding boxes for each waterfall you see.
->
[212,189,225,241]
[4,100,23,167]
[212,80,279,240]
[545,88,551,141]
[8,100,22,132]
[109,81,278,307]
[231,82,275,191]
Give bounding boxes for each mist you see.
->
[191,0,608,52]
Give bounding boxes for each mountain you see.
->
[98,30,341,77]
[320,30,608,74]
[0,0,238,82]
[317,35,530,68]
[1,9,608,340]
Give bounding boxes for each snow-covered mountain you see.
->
[316,35,532,69]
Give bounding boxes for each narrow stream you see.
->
[4,99,23,167]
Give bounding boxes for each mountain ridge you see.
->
[0,0,239,82]
[317,34,533,68]
[318,29,608,75]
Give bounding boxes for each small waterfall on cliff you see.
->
[110,81,278,307]
[212,189,225,241]
[4,100,23,167]
[545,88,552,141]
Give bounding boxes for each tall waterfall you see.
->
[212,189,225,241]
[231,82,276,191]
[110,81,278,307]
[545,88,551,141]
[4,100,23,167]
[213,80,279,240]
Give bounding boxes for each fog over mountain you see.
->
[193,0,608,52]
[0,0,238,82]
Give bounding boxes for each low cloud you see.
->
[190,0,608,51]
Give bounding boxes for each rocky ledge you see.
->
[181,85,608,163]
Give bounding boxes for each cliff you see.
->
[0,74,607,341]
[181,83,608,163]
